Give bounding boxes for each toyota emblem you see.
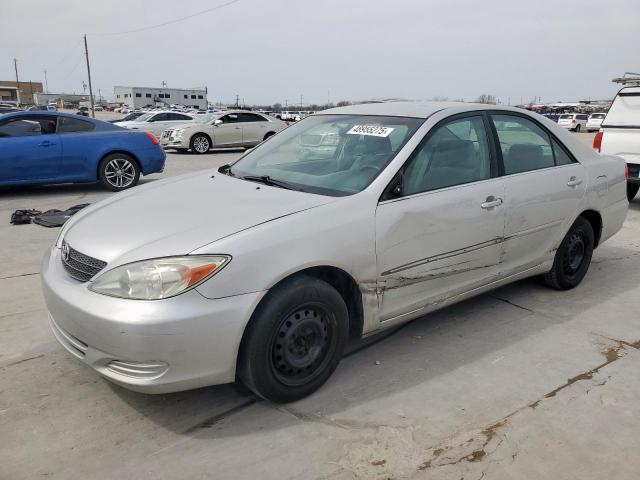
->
[62,243,70,262]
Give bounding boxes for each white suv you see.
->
[594,86,640,201]
[586,113,606,132]
[558,113,589,132]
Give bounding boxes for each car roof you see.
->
[0,111,120,131]
[317,101,538,119]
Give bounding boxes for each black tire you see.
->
[627,183,639,202]
[190,133,211,154]
[237,275,349,403]
[543,216,594,290]
[98,153,140,191]
[263,131,276,141]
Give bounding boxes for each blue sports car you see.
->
[0,111,165,191]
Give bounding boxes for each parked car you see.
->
[586,112,606,132]
[0,111,165,190]
[42,102,627,402]
[77,106,89,117]
[541,113,560,123]
[110,111,145,124]
[160,110,287,153]
[118,110,196,138]
[594,86,640,200]
[558,113,588,132]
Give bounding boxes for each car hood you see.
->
[63,171,334,267]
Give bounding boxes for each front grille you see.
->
[61,242,107,282]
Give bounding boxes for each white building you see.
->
[113,86,208,109]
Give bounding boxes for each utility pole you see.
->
[13,58,19,105]
[44,69,49,93]
[235,94,239,108]
[300,94,303,111]
[83,34,95,118]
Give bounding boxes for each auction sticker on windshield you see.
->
[347,125,395,137]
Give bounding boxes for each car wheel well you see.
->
[251,267,363,342]
[97,151,142,177]
[263,131,276,141]
[579,210,602,247]
[191,132,212,146]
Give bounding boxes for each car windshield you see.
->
[228,114,423,196]
[196,113,217,123]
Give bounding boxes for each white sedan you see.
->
[42,102,627,403]
[160,110,288,153]
[117,110,196,138]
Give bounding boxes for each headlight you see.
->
[174,129,184,138]
[89,255,230,300]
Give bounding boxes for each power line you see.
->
[93,0,242,36]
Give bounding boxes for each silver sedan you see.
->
[42,102,628,403]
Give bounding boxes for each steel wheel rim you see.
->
[104,158,135,188]
[563,232,585,275]
[193,136,209,153]
[269,304,336,387]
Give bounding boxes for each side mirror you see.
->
[213,119,223,126]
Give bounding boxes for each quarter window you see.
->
[552,138,574,166]
[58,117,95,133]
[402,115,491,195]
[491,115,554,174]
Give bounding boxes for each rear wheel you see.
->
[237,275,349,403]
[190,134,211,154]
[628,184,639,202]
[263,131,276,141]
[543,217,594,290]
[98,153,140,191]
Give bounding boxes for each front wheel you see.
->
[543,217,594,290]
[190,134,211,154]
[98,153,140,191]
[628,183,639,202]
[237,275,349,403]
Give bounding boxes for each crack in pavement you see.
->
[0,354,45,369]
[488,295,536,314]
[0,272,40,280]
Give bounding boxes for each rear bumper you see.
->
[140,146,166,175]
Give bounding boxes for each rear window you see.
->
[559,115,573,119]
[603,93,640,127]
[590,114,605,119]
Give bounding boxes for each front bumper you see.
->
[160,132,189,149]
[41,246,264,393]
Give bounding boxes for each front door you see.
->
[489,113,587,275]
[212,113,242,146]
[376,113,506,323]
[0,115,61,183]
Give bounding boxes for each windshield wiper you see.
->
[241,175,297,191]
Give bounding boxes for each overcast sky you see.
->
[1,0,638,106]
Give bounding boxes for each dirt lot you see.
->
[2,133,640,480]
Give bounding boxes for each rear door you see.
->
[376,113,506,324]
[0,115,61,183]
[237,112,269,145]
[212,113,242,146]
[490,113,586,276]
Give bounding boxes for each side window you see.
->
[0,117,57,137]
[221,114,238,124]
[491,115,554,174]
[552,138,575,166]
[150,113,167,122]
[173,114,192,121]
[403,115,491,195]
[238,113,267,123]
[58,117,95,134]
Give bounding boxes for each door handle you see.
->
[481,196,503,209]
[567,176,583,187]
[39,140,55,147]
